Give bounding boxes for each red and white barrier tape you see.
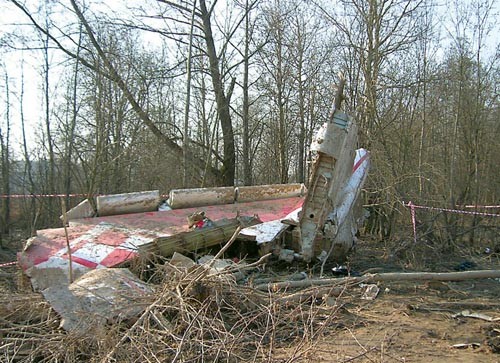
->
[404,201,500,243]
[0,193,96,199]
[404,202,500,218]
[0,261,17,268]
[462,205,500,209]
[407,202,417,244]
[1,193,171,200]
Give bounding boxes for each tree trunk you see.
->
[183,0,197,188]
[242,0,252,186]
[20,62,37,235]
[70,0,222,185]
[1,71,11,239]
[65,25,82,206]
[199,0,236,186]
[44,13,56,225]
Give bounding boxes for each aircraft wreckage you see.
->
[16,82,370,331]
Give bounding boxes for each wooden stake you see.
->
[61,198,73,283]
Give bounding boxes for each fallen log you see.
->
[408,301,500,311]
[255,270,500,291]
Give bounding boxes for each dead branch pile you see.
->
[0,262,347,363]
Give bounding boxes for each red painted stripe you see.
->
[70,256,98,269]
[352,152,369,173]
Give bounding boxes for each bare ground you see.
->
[287,239,500,363]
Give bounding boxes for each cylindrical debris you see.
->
[236,183,306,203]
[97,190,160,216]
[169,187,235,209]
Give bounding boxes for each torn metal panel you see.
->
[324,148,370,260]
[41,268,153,333]
[197,255,247,282]
[239,207,301,245]
[18,222,164,291]
[72,197,304,232]
[18,197,304,289]
[315,123,360,260]
[310,111,350,156]
[326,122,358,211]
[298,111,355,261]
[239,220,288,245]
[26,262,90,291]
[298,153,336,262]
[299,112,354,261]
[97,190,160,216]
[297,86,369,262]
[198,255,234,272]
[169,251,197,271]
[60,198,95,222]
[331,148,370,226]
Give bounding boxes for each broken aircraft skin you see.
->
[14,78,370,334]
[296,81,370,263]
[18,101,369,289]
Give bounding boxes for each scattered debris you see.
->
[487,327,500,353]
[454,260,478,271]
[451,342,481,349]
[187,210,213,229]
[168,251,197,271]
[240,219,290,244]
[158,199,172,211]
[332,265,349,276]
[360,284,380,300]
[278,249,297,263]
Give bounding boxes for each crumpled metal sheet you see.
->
[41,268,153,333]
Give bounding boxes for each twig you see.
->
[101,290,165,362]
[341,346,378,363]
[208,225,243,265]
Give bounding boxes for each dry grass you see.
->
[0,259,347,363]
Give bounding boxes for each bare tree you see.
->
[197,0,236,186]
[0,68,11,240]
[19,59,38,235]
[41,2,57,225]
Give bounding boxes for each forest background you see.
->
[0,0,498,249]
